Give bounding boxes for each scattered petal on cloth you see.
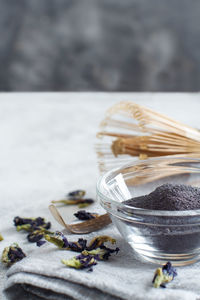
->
[1,243,26,266]
[74,210,98,221]
[67,190,86,199]
[2,224,200,300]
[152,262,177,288]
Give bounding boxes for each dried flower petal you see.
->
[45,231,120,270]
[46,232,119,271]
[52,198,94,207]
[14,216,52,247]
[67,190,86,199]
[68,239,87,252]
[62,257,83,269]
[78,199,94,208]
[62,254,97,270]
[54,231,71,248]
[27,228,53,242]
[36,240,46,247]
[51,190,87,205]
[14,217,51,232]
[0,234,3,241]
[74,210,98,221]
[14,217,34,226]
[162,261,177,278]
[82,246,119,261]
[51,199,81,205]
[27,231,44,243]
[152,262,177,288]
[45,231,87,252]
[61,246,119,271]
[87,235,116,250]
[45,233,117,253]
[45,231,70,248]
[16,224,32,232]
[78,203,90,208]
[45,234,66,248]
[1,243,26,266]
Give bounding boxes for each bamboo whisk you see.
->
[96,101,200,173]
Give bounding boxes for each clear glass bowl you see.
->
[97,156,200,266]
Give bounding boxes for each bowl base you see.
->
[130,246,200,266]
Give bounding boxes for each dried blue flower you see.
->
[82,246,119,261]
[27,228,53,243]
[46,233,119,271]
[62,254,97,270]
[41,222,51,230]
[45,233,117,254]
[68,190,86,199]
[1,243,26,266]
[51,198,94,207]
[162,262,177,278]
[27,231,44,243]
[74,210,98,221]
[51,189,94,207]
[62,256,83,269]
[16,224,32,232]
[152,262,177,288]
[44,233,66,249]
[53,231,71,248]
[86,236,116,251]
[14,216,52,247]
[68,239,87,252]
[77,199,94,208]
[45,231,87,252]
[61,245,119,271]
[36,240,46,247]
[14,216,51,232]
[14,217,34,226]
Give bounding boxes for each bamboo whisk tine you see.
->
[96,101,200,172]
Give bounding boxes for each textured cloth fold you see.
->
[3,224,200,300]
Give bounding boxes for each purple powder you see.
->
[124,183,200,210]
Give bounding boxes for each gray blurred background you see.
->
[1,0,200,91]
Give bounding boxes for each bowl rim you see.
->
[96,156,200,217]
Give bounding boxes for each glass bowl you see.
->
[96,156,200,266]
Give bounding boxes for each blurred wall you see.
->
[1,0,200,91]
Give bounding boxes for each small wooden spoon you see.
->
[49,204,112,234]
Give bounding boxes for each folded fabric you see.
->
[3,224,200,300]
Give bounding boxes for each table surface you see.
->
[1,92,200,300]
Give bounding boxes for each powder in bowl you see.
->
[124,183,200,211]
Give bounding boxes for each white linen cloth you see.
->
[2,216,200,300]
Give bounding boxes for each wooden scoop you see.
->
[49,204,112,234]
